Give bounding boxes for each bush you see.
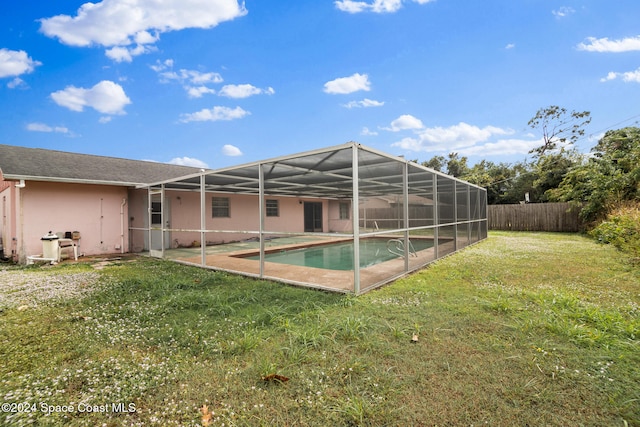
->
[589,202,640,263]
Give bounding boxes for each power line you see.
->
[417,113,640,189]
[587,113,640,139]
[476,113,640,188]
[576,113,640,153]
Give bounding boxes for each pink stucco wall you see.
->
[0,175,355,261]
[127,189,354,251]
[0,171,9,193]
[163,192,331,245]
[16,181,129,261]
[328,200,352,233]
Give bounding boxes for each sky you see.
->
[1,0,640,170]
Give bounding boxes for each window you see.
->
[151,201,162,225]
[339,202,350,220]
[212,197,230,218]
[266,199,279,217]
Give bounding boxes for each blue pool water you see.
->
[247,238,433,271]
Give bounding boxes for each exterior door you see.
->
[150,193,171,253]
[304,202,323,232]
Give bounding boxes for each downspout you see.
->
[17,181,25,263]
[99,198,104,245]
[120,198,127,254]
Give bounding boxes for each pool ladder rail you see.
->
[386,238,418,258]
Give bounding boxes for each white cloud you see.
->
[152,60,224,84]
[218,84,275,98]
[134,30,158,45]
[552,6,575,18]
[505,43,515,50]
[361,127,378,136]
[150,59,174,72]
[26,122,74,135]
[168,156,209,168]
[221,144,243,156]
[335,0,433,14]
[577,36,640,53]
[186,86,217,98]
[600,67,640,83]
[179,106,250,123]
[324,73,371,94]
[342,98,385,108]
[456,138,543,156]
[105,43,157,62]
[151,60,223,97]
[391,122,518,154]
[7,77,26,89]
[0,48,42,78]
[151,60,274,100]
[383,114,424,131]
[50,80,131,115]
[39,0,247,61]
[105,46,133,62]
[99,116,113,124]
[187,71,224,85]
[588,132,605,143]
[394,135,541,157]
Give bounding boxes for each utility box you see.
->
[41,231,59,260]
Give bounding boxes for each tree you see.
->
[532,151,580,202]
[420,153,470,177]
[420,155,445,172]
[501,162,536,204]
[464,160,523,204]
[528,105,591,159]
[445,152,470,178]
[548,127,640,221]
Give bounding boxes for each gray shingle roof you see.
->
[0,144,203,185]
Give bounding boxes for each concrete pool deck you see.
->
[161,236,458,293]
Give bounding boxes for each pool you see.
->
[246,238,434,271]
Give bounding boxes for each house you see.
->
[1,142,487,294]
[0,144,201,263]
[0,144,356,263]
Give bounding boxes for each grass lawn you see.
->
[1,231,638,426]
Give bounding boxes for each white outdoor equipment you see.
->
[41,231,59,260]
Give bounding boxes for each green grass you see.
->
[1,231,638,426]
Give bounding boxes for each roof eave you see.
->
[2,174,142,187]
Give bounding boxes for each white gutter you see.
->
[3,174,145,188]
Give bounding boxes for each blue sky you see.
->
[1,0,640,169]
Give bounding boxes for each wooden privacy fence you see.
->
[488,203,582,232]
